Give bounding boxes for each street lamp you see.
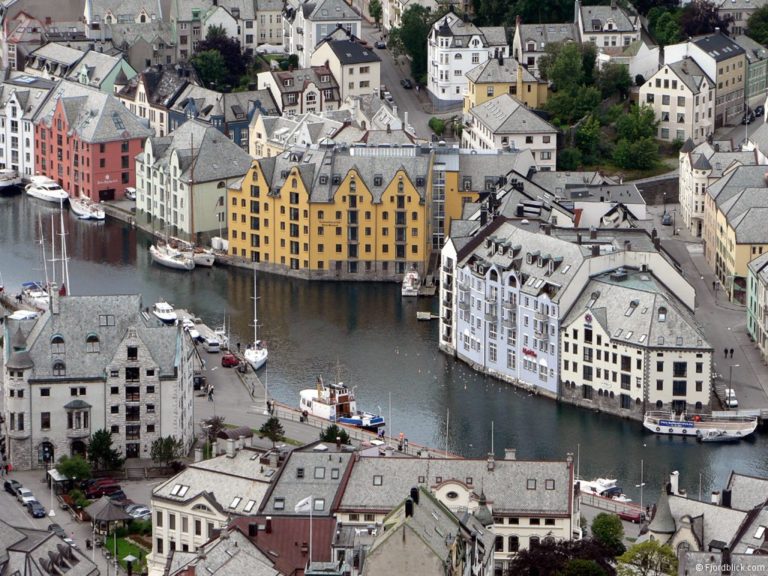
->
[636,458,646,513]
[728,364,740,396]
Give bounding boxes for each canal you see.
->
[2,195,766,502]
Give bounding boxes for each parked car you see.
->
[617,509,645,523]
[128,506,151,520]
[203,338,221,353]
[194,373,207,391]
[725,388,739,408]
[27,500,46,518]
[742,111,755,124]
[661,212,672,226]
[374,40,386,49]
[4,479,22,495]
[17,487,35,504]
[108,490,133,508]
[756,105,765,117]
[48,523,67,538]
[85,483,122,499]
[79,477,116,492]
[124,187,137,200]
[400,78,413,89]
[221,353,240,368]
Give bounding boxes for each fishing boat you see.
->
[697,429,743,443]
[69,195,105,221]
[149,244,195,271]
[0,169,22,195]
[299,376,385,430]
[152,300,178,323]
[577,478,632,502]
[401,268,420,297]
[25,176,69,204]
[244,270,268,370]
[643,410,758,439]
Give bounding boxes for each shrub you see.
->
[558,148,582,171]
[428,117,445,137]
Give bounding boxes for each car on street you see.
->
[617,509,645,523]
[725,388,739,408]
[127,506,151,520]
[48,524,67,538]
[17,487,35,504]
[374,41,386,49]
[4,479,22,495]
[85,482,122,499]
[221,353,240,368]
[661,212,672,226]
[742,111,755,124]
[27,500,46,518]
[756,105,765,117]
[400,78,413,89]
[124,187,137,200]
[194,373,207,391]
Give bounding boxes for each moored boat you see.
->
[643,410,758,439]
[244,270,268,370]
[149,244,195,271]
[0,169,22,195]
[401,268,420,297]
[25,176,69,204]
[697,429,743,443]
[152,300,178,323]
[299,376,385,430]
[69,195,105,221]
[577,477,631,502]
[184,249,215,267]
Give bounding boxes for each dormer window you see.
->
[321,74,330,83]
[51,335,65,354]
[658,306,667,322]
[53,360,66,376]
[86,334,100,353]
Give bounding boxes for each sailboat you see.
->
[244,269,268,370]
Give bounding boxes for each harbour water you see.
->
[2,195,767,502]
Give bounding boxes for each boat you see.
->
[168,237,216,267]
[643,410,758,439]
[401,268,420,297]
[149,244,195,271]
[20,281,49,310]
[697,429,743,443]
[299,376,385,430]
[152,300,178,323]
[69,195,105,221]
[0,169,22,195]
[244,270,268,370]
[577,478,632,502]
[25,176,69,204]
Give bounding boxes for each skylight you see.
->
[229,497,242,509]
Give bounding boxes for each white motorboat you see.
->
[643,410,758,439]
[401,268,420,297]
[299,376,385,430]
[25,176,69,204]
[69,195,105,221]
[20,281,49,310]
[244,270,268,370]
[577,478,631,501]
[149,244,195,271]
[0,169,22,195]
[152,300,177,323]
[182,249,215,267]
[697,429,742,443]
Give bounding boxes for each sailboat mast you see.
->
[59,200,71,292]
[50,215,56,285]
[38,214,49,295]
[253,269,259,343]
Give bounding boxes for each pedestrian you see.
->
[724,348,728,358]
[730,348,734,358]
[237,342,241,353]
[713,281,716,291]
[207,385,213,401]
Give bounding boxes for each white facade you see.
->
[639,59,714,144]
[427,13,508,104]
[0,76,51,176]
[596,40,660,83]
[382,0,438,30]
[575,0,641,49]
[310,40,381,101]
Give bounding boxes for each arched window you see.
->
[217,181,226,189]
[530,536,540,548]
[527,42,536,51]
[140,14,146,22]
[489,270,498,282]
[656,400,663,409]
[53,361,66,376]
[397,181,404,194]
[658,306,667,322]
[695,401,703,410]
[508,276,517,288]
[86,334,100,353]
[51,335,65,354]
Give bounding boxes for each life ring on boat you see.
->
[682,429,687,434]
[655,427,660,432]
[669,428,674,434]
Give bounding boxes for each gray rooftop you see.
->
[338,454,572,515]
[466,56,538,85]
[26,42,84,67]
[166,528,278,576]
[692,31,745,62]
[665,57,712,94]
[319,39,381,66]
[734,35,768,64]
[564,183,644,205]
[469,93,557,135]
[706,164,767,206]
[720,188,768,243]
[299,0,360,22]
[89,0,164,20]
[517,22,578,52]
[668,494,749,547]
[65,50,133,89]
[579,2,638,33]
[726,471,768,512]
[0,74,56,122]
[748,251,768,287]
[563,269,709,351]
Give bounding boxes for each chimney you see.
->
[576,233,582,244]
[711,491,721,505]
[238,435,246,450]
[722,488,732,508]
[194,447,203,462]
[516,15,521,27]
[498,51,503,66]
[669,471,679,496]
[504,448,517,460]
[248,522,258,537]
[49,283,60,314]
[410,486,419,504]
[487,453,495,471]
[480,205,488,226]
[589,227,597,240]
[403,111,409,129]
[336,436,341,449]
[366,525,373,535]
[624,240,631,252]
[405,498,414,517]
[265,516,272,533]
[723,547,731,573]
[591,244,600,257]
[226,438,235,458]
[211,442,218,457]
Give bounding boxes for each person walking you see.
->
[724,348,728,358]
[730,348,734,358]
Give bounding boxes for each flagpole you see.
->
[309,495,313,565]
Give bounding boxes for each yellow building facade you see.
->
[463,57,548,115]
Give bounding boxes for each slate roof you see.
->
[579,2,638,33]
[733,507,768,553]
[0,74,56,121]
[153,448,278,516]
[687,141,757,179]
[530,170,619,191]
[89,0,164,20]
[470,94,556,135]
[117,64,194,108]
[26,42,84,68]
[256,0,283,11]
[260,446,354,516]
[143,119,252,183]
[747,122,768,154]
[258,110,351,147]
[300,0,360,21]
[706,164,767,205]
[107,20,175,50]
[692,31,745,62]
[466,56,538,84]
[5,293,180,380]
[665,57,712,94]
[338,454,573,515]
[86,496,133,521]
[517,22,578,52]
[719,188,768,243]
[562,269,708,350]
[733,35,768,64]
[171,85,278,122]
[166,528,278,576]
[171,0,215,21]
[432,12,506,47]
[668,494,750,547]
[748,252,768,287]
[318,39,381,66]
[34,80,152,143]
[269,66,340,96]
[65,50,132,89]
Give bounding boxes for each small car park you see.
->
[4,479,22,495]
[27,500,47,518]
[221,353,240,368]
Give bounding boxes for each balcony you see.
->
[535,328,549,342]
[66,427,90,439]
[443,315,453,326]
[534,310,547,322]
[503,317,516,329]
[484,310,496,321]
[485,293,497,304]
[442,298,452,308]
[502,300,516,311]
[442,264,453,274]
[458,280,469,291]
[458,300,470,311]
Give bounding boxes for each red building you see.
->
[34,80,152,201]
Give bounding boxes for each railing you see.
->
[458,300,469,310]
[66,428,90,439]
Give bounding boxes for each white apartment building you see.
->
[640,58,714,144]
[310,38,381,101]
[747,252,768,363]
[382,0,438,30]
[678,139,758,237]
[148,443,278,575]
[575,0,640,49]
[427,12,508,105]
[461,94,557,171]
[2,291,194,471]
[282,0,361,69]
[135,119,252,240]
[439,220,699,418]
[0,74,54,176]
[560,269,712,417]
[255,0,284,46]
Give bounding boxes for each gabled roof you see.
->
[578,2,639,33]
[466,55,538,85]
[665,57,712,95]
[300,0,360,22]
[726,471,768,511]
[517,22,578,51]
[469,93,557,135]
[692,31,746,62]
[317,38,381,66]
[166,528,278,576]
[65,50,133,89]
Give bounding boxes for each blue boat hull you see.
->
[337,415,386,430]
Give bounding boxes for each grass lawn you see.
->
[106,538,148,571]
[579,158,677,181]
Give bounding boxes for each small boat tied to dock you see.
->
[643,410,758,440]
[299,376,385,431]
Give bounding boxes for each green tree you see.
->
[649,9,682,46]
[56,455,92,481]
[428,117,446,136]
[388,5,433,84]
[617,540,678,576]
[191,50,228,91]
[259,417,285,448]
[591,513,626,557]
[680,0,733,36]
[562,559,609,576]
[747,5,768,45]
[319,424,351,445]
[193,25,250,90]
[150,436,185,467]
[88,429,124,471]
[616,104,658,141]
[558,148,583,171]
[546,43,585,92]
[614,137,659,169]
[369,0,383,28]
[597,62,632,99]
[575,116,601,164]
